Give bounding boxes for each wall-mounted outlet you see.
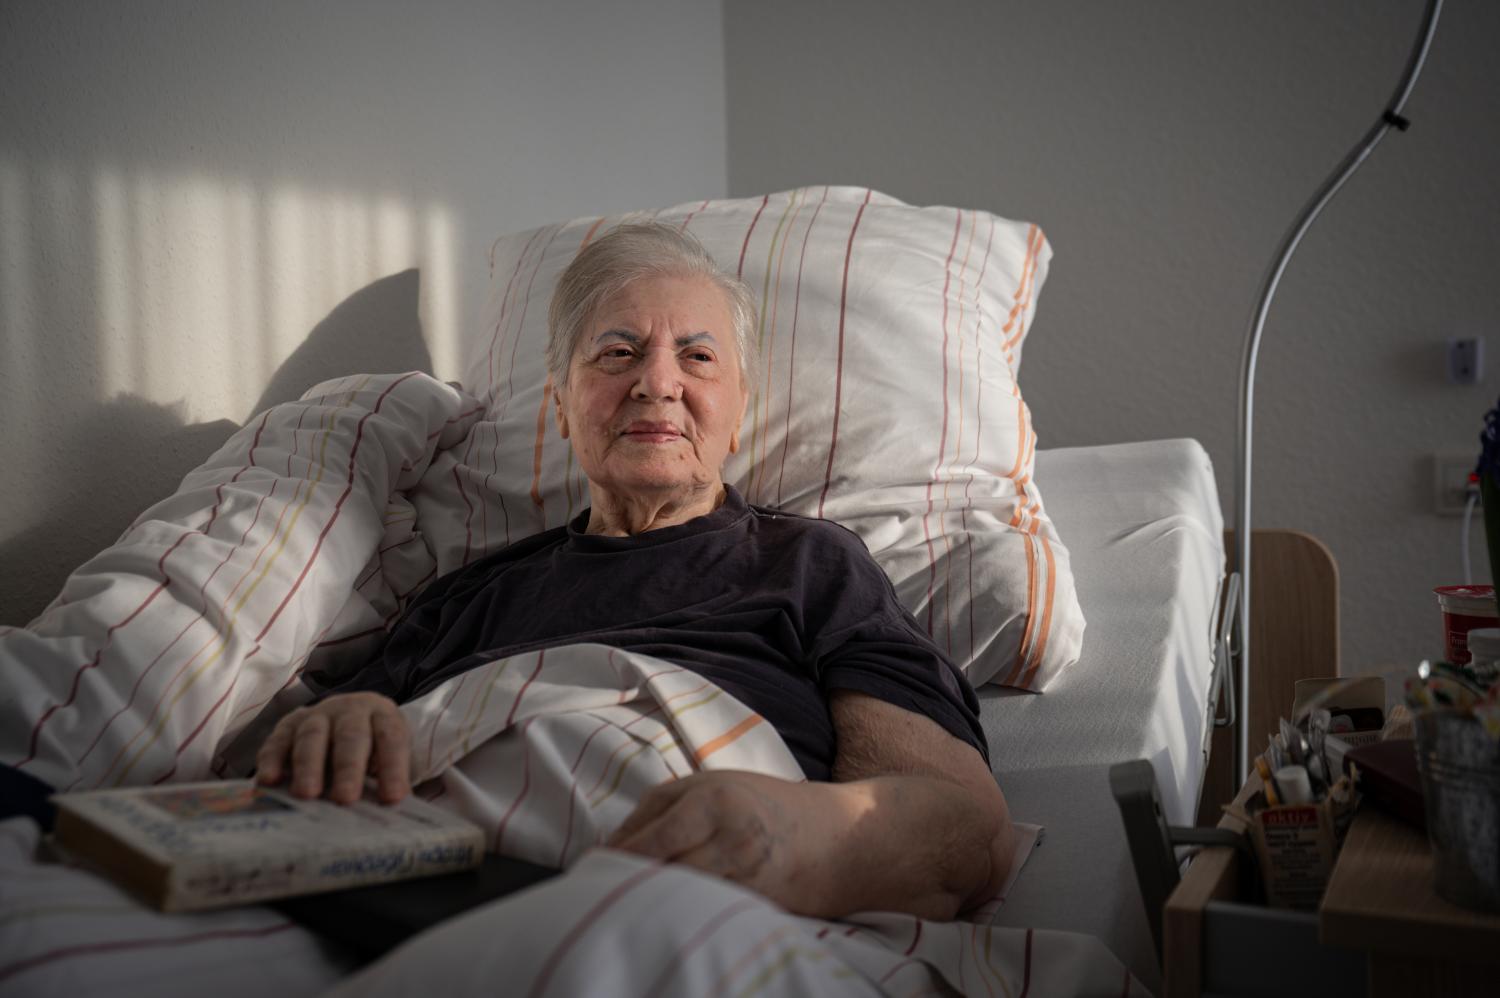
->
[1447,336,1485,385]
[1434,450,1479,515]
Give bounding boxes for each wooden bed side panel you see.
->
[1196,529,1340,827]
[1170,529,1338,998]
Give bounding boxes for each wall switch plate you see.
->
[1434,450,1479,515]
[1447,337,1484,384]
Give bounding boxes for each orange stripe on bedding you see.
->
[1004,532,1040,688]
[1020,535,1058,689]
[692,714,765,765]
[1004,226,1044,350]
[1001,225,1041,344]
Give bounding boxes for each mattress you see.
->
[981,437,1225,993]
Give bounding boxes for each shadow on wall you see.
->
[0,269,432,626]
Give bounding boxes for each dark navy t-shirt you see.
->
[330,486,987,780]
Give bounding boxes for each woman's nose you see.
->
[630,350,682,401]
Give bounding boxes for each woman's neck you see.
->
[584,482,726,536]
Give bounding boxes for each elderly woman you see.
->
[255,223,1015,921]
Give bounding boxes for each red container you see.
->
[1433,585,1499,664]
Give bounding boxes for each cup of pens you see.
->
[1408,660,1500,913]
[1230,703,1361,911]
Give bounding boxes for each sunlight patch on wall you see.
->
[78,167,463,424]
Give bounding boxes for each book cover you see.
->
[50,780,485,912]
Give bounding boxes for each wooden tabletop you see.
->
[1320,803,1500,962]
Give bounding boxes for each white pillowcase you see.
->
[441,187,1082,690]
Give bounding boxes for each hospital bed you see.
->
[0,188,1239,996]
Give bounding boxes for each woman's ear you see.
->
[729,383,749,454]
[551,379,570,439]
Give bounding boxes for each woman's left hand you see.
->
[605,770,826,914]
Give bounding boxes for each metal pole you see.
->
[1234,0,1442,784]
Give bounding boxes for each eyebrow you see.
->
[592,330,720,348]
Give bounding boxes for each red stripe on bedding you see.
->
[904,916,923,956]
[123,375,414,782]
[505,650,546,727]
[493,715,539,851]
[244,407,272,469]
[499,224,563,423]
[641,896,762,997]
[748,190,804,502]
[876,956,922,987]
[817,188,873,518]
[14,529,193,769]
[455,462,478,566]
[427,404,484,440]
[736,194,770,278]
[921,210,964,638]
[253,372,418,643]
[92,473,317,785]
[72,480,279,775]
[678,199,711,232]
[0,921,298,986]
[424,668,476,774]
[488,225,546,401]
[285,404,310,477]
[775,186,830,506]
[524,863,666,998]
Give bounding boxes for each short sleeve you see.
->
[799,523,989,765]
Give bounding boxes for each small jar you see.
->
[1462,627,1500,685]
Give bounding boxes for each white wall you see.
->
[0,0,727,624]
[725,0,1500,681]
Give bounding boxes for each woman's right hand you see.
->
[254,692,412,804]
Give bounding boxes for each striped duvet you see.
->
[0,374,1137,995]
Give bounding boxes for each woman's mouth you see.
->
[621,421,683,443]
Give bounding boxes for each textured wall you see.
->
[0,0,727,624]
[724,0,1500,683]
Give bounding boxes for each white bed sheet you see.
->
[980,437,1225,993]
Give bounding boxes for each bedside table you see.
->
[1320,803,1500,995]
[1166,771,1500,997]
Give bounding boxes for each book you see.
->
[50,779,485,912]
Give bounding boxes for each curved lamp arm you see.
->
[1234,0,1443,783]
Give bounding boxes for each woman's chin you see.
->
[592,464,717,501]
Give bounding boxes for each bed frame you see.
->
[1168,528,1340,996]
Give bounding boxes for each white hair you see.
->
[546,222,759,388]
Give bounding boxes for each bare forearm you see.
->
[802,774,1012,920]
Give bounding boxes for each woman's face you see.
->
[553,273,748,505]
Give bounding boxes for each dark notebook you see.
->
[1344,738,1425,831]
[274,853,560,961]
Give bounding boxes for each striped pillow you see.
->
[442,187,1083,690]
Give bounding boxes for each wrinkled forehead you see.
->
[580,273,738,351]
